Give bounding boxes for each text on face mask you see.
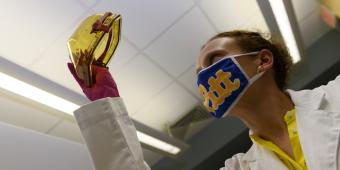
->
[199,69,240,112]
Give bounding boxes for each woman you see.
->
[68,30,340,170]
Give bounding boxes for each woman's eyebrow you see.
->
[206,50,228,60]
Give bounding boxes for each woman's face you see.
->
[196,37,275,117]
[196,37,263,117]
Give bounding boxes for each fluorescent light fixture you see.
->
[137,131,181,155]
[0,71,182,155]
[0,72,79,115]
[268,0,301,63]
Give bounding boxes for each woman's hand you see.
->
[67,63,120,101]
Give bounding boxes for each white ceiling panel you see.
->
[292,0,319,21]
[0,94,60,133]
[114,55,172,114]
[240,11,269,33]
[0,0,86,67]
[107,38,139,74]
[79,0,103,8]
[48,120,84,143]
[178,65,201,99]
[134,83,198,131]
[199,0,259,32]
[298,8,331,48]
[29,27,83,95]
[145,7,216,78]
[92,0,195,48]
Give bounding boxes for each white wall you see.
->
[0,122,92,170]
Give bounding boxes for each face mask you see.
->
[197,51,264,118]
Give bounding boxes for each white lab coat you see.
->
[74,75,340,170]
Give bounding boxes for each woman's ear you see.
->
[257,49,274,73]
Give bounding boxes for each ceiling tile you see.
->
[298,8,331,48]
[0,0,86,67]
[199,0,259,31]
[29,29,85,95]
[0,94,60,133]
[107,38,139,74]
[178,65,201,99]
[292,0,319,21]
[114,55,172,114]
[134,83,198,131]
[48,120,84,143]
[239,12,269,33]
[145,7,216,78]
[92,0,194,48]
[79,0,102,8]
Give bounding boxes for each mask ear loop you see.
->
[250,66,265,85]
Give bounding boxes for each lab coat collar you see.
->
[287,89,339,170]
[245,131,287,169]
[286,89,325,110]
[243,89,335,170]
[242,143,288,170]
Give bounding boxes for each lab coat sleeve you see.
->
[74,97,151,170]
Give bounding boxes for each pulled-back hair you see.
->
[209,30,293,90]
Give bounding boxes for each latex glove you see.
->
[67,63,120,101]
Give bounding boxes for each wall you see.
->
[0,122,92,170]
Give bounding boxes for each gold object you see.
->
[67,12,121,86]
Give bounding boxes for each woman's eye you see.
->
[210,56,223,64]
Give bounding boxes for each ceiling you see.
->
[0,0,331,167]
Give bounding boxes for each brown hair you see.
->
[209,30,293,90]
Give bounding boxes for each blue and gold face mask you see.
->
[197,51,263,118]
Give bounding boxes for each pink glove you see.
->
[67,63,120,101]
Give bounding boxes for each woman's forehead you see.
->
[201,37,241,54]
[196,37,243,73]
[199,37,242,61]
